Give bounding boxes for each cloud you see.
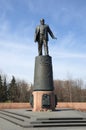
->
[49,31,86,82]
[0,0,86,83]
[0,39,36,60]
[53,52,86,59]
[0,39,36,82]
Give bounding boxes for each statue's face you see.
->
[40,19,45,25]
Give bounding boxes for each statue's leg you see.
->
[44,40,49,55]
[38,43,42,55]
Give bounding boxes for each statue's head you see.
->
[40,18,45,25]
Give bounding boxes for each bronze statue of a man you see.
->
[34,19,56,55]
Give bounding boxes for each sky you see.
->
[0,0,86,84]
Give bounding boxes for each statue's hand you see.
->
[34,40,37,42]
[53,37,57,40]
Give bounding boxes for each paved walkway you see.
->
[0,108,86,130]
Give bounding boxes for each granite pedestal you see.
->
[33,55,55,111]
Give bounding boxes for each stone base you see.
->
[32,91,55,111]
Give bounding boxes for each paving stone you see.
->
[0,108,86,130]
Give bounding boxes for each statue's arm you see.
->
[34,28,37,42]
[34,26,39,42]
[48,26,57,39]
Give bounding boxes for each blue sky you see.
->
[0,0,86,83]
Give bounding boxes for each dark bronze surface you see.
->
[34,19,57,55]
[33,55,54,91]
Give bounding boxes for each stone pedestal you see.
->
[32,55,56,111]
[32,91,55,111]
